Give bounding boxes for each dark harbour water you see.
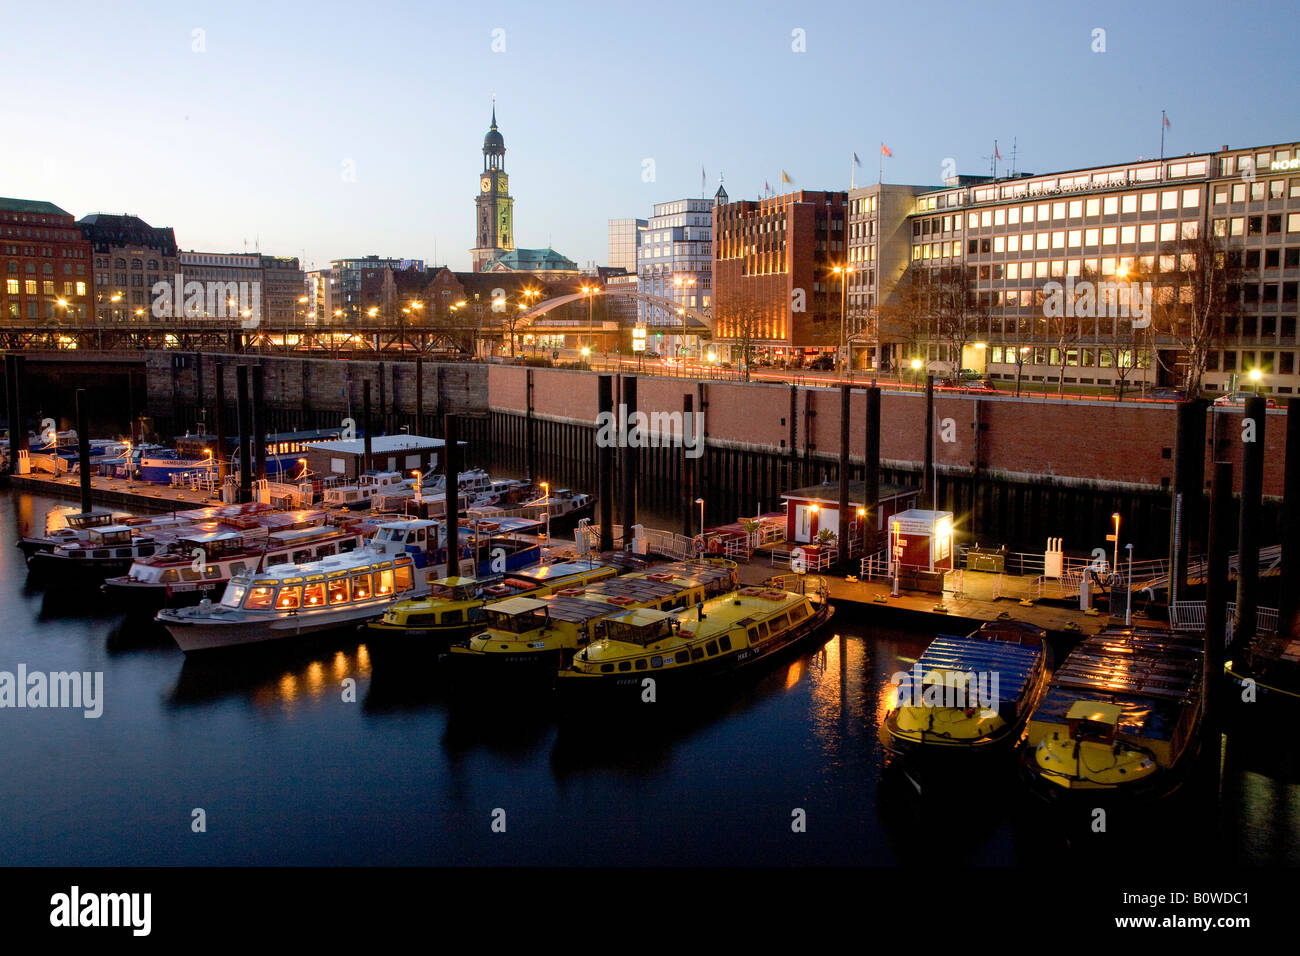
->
[1,490,1296,867]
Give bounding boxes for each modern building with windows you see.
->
[607,218,646,273]
[328,256,426,322]
[710,187,847,363]
[637,196,714,357]
[1,198,93,323]
[843,140,1300,395]
[80,214,179,323]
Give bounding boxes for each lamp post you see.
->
[674,275,696,362]
[1125,542,1134,625]
[1014,345,1030,397]
[910,357,923,390]
[833,264,852,375]
[293,295,308,354]
[695,497,705,539]
[1110,512,1121,574]
[580,284,601,351]
[1249,367,1263,395]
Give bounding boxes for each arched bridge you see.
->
[518,288,712,336]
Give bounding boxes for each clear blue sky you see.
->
[2,0,1297,273]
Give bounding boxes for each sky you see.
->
[2,0,1298,274]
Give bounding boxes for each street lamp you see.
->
[1109,512,1121,574]
[674,275,696,361]
[1249,367,1263,395]
[580,284,600,351]
[833,264,852,375]
[695,497,705,541]
[293,295,308,353]
[1125,542,1134,625]
[910,357,923,390]
[1014,345,1030,397]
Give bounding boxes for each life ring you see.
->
[693,535,706,553]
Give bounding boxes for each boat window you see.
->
[276,585,302,610]
[618,661,632,671]
[394,564,413,591]
[768,614,788,632]
[757,622,769,639]
[92,549,110,559]
[244,585,274,610]
[789,604,807,622]
[230,562,247,576]
[181,568,201,582]
[161,569,180,583]
[674,650,689,664]
[442,609,463,625]
[339,539,357,553]
[316,544,336,558]
[635,658,647,670]
[747,627,760,642]
[138,544,155,557]
[221,584,246,608]
[650,656,664,668]
[327,578,350,604]
[691,647,704,661]
[352,572,373,600]
[293,549,312,564]
[116,548,133,558]
[205,566,221,579]
[376,569,394,596]
[705,641,719,656]
[303,583,326,608]
[719,635,732,652]
[600,664,614,673]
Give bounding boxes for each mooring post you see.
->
[362,379,373,478]
[235,365,252,503]
[682,392,694,539]
[1279,398,1300,635]
[1233,396,1266,658]
[214,362,228,484]
[76,388,92,514]
[251,362,267,481]
[923,374,935,504]
[621,375,638,547]
[597,374,614,552]
[864,385,881,557]
[1170,400,1208,606]
[838,384,851,573]
[444,413,460,579]
[1204,459,1233,791]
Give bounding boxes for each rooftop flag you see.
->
[880,143,892,157]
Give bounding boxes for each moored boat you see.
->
[554,577,834,703]
[1226,631,1300,710]
[1020,626,1203,801]
[879,620,1050,765]
[446,558,738,675]
[364,560,620,660]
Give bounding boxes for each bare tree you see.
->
[889,264,986,381]
[1148,228,1240,395]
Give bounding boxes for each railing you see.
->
[769,544,837,571]
[859,550,891,581]
[641,527,694,560]
[762,573,830,603]
[1170,600,1279,644]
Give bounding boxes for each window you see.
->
[276,586,302,610]
[327,577,350,604]
[303,582,326,607]
[221,584,246,608]
[244,585,275,610]
[1141,193,1157,212]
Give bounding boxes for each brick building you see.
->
[79,213,179,323]
[1,198,94,323]
[711,187,848,363]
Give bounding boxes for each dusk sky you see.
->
[4,0,1298,273]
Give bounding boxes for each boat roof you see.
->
[488,596,551,616]
[92,524,135,534]
[429,576,478,587]
[238,549,411,582]
[179,531,243,545]
[512,561,608,581]
[903,633,1044,712]
[268,525,340,542]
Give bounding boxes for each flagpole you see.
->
[850,153,855,191]
[1160,111,1166,162]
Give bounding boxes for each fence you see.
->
[1169,600,1279,644]
[769,544,837,571]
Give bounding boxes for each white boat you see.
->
[322,471,411,509]
[155,519,440,652]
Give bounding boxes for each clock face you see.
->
[481,177,491,193]
[497,178,508,193]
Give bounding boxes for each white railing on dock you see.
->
[769,545,836,571]
[859,551,890,581]
[1170,600,1278,644]
[641,528,694,560]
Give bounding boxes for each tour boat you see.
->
[554,579,835,702]
[364,560,619,660]
[446,559,739,674]
[1020,626,1203,801]
[103,521,367,609]
[155,519,441,653]
[1226,632,1300,710]
[18,506,126,558]
[879,620,1051,761]
[519,488,595,533]
[322,471,411,510]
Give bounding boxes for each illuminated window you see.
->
[276,586,302,609]
[1122,194,1138,213]
[244,586,274,610]
[1121,225,1137,244]
[327,577,350,604]
[1085,198,1100,217]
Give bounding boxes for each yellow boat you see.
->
[1021,626,1203,801]
[364,561,618,661]
[555,579,834,702]
[446,559,738,674]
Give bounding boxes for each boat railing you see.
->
[762,573,830,603]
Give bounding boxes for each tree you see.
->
[1147,228,1240,394]
[888,264,987,381]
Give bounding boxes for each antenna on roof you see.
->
[1009,137,1018,178]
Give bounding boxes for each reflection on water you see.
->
[1,489,1297,866]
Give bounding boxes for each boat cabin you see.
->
[426,576,481,603]
[220,555,416,612]
[483,596,552,633]
[1064,701,1122,743]
[87,525,134,548]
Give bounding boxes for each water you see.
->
[1,490,1296,867]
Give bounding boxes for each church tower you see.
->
[471,103,515,271]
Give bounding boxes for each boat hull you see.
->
[364,620,477,663]
[159,601,395,653]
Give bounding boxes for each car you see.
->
[1145,386,1188,402]
[808,354,835,370]
[641,350,661,360]
[957,368,983,381]
[938,378,997,393]
[1213,391,1277,408]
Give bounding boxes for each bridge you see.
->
[0,286,716,356]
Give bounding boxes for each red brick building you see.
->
[711,189,848,362]
[1,198,94,323]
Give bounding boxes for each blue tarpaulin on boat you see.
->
[897,634,1043,722]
